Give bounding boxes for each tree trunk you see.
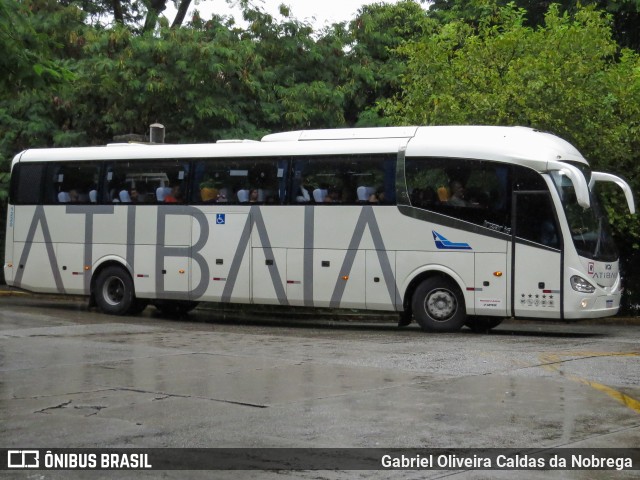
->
[172,0,192,28]
[143,0,167,32]
[112,0,124,24]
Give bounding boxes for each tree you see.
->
[390,3,640,178]
[58,0,145,26]
[344,0,432,126]
[427,0,640,50]
[0,0,75,93]
[43,1,352,145]
[0,0,77,201]
[58,0,202,31]
[239,4,349,131]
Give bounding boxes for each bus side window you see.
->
[513,166,560,248]
[105,160,187,204]
[43,162,100,204]
[192,157,284,205]
[247,159,282,204]
[11,163,44,205]
[405,157,510,229]
[291,154,394,206]
[44,164,65,204]
[514,193,560,248]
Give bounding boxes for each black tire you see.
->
[94,265,135,315]
[465,316,504,333]
[412,277,466,332]
[154,300,199,316]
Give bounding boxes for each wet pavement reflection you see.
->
[1,295,639,478]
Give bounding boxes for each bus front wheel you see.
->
[94,266,135,315]
[412,277,466,332]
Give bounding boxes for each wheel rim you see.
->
[102,275,125,306]
[424,288,457,322]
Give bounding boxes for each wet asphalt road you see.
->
[1,293,639,479]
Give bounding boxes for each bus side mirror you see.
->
[547,161,591,209]
[589,171,636,214]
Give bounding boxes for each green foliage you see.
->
[428,0,640,50]
[345,0,432,126]
[58,0,145,26]
[0,0,75,92]
[0,0,78,189]
[60,5,350,144]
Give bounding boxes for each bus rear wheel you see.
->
[412,277,466,332]
[94,266,135,315]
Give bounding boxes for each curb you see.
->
[0,289,29,296]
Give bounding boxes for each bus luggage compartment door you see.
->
[313,249,366,309]
[252,247,287,305]
[366,250,397,311]
[193,213,250,303]
[474,252,507,317]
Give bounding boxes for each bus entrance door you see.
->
[511,191,562,319]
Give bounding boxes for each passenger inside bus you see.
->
[295,179,311,203]
[237,189,249,203]
[356,186,373,203]
[312,188,327,202]
[133,183,150,203]
[164,184,183,203]
[156,186,170,202]
[118,187,131,203]
[324,188,341,203]
[200,187,218,203]
[369,188,385,203]
[57,191,71,203]
[448,180,468,207]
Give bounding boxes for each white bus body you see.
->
[3,126,635,331]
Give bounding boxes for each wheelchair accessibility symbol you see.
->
[216,214,226,225]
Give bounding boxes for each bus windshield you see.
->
[550,169,618,262]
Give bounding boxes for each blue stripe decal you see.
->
[433,231,472,250]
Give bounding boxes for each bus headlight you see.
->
[570,276,596,294]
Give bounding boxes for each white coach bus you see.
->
[3,126,636,332]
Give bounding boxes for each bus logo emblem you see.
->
[588,262,595,274]
[216,214,226,225]
[432,231,472,250]
[7,450,39,468]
